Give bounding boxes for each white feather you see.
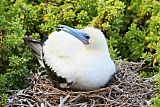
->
[43,27,116,90]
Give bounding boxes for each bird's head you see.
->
[58,25,108,51]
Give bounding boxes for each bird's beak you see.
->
[58,25,89,44]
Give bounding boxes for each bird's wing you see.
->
[43,31,85,83]
[23,36,45,67]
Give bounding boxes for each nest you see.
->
[7,61,157,107]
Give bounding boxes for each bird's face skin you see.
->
[82,27,107,50]
[58,25,108,51]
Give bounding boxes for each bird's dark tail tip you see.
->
[23,36,41,44]
[23,36,43,60]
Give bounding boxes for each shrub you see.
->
[0,0,160,106]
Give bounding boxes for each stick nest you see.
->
[7,61,158,107]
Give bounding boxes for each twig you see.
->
[59,95,70,107]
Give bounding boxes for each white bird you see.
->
[24,25,116,90]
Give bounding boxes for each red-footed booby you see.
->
[24,25,116,90]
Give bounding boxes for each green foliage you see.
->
[152,98,160,107]
[0,94,7,107]
[152,75,160,106]
[1,0,160,106]
[0,0,32,91]
[124,23,146,61]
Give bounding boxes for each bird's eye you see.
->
[85,35,90,39]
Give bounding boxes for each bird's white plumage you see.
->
[43,27,116,90]
[43,31,84,83]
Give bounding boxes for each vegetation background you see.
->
[0,0,160,106]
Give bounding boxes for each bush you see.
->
[0,0,160,106]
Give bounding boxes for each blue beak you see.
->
[58,25,89,44]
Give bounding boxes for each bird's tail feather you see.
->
[23,36,44,67]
